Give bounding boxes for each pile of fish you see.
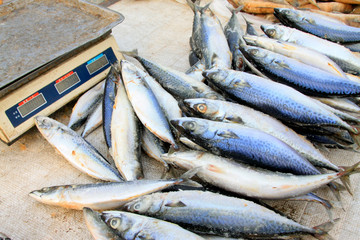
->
[29,1,360,239]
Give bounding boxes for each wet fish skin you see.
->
[102,211,205,240]
[241,45,360,96]
[261,24,360,75]
[124,190,323,237]
[274,8,360,43]
[135,55,225,100]
[171,117,320,175]
[203,68,357,133]
[29,179,183,210]
[121,59,177,149]
[243,35,347,78]
[83,207,121,240]
[161,151,352,199]
[141,128,169,169]
[110,74,142,181]
[82,100,102,138]
[35,116,123,182]
[103,66,120,149]
[68,80,105,130]
[186,59,206,82]
[200,4,232,69]
[315,97,360,114]
[187,0,203,60]
[183,98,340,171]
[224,9,246,71]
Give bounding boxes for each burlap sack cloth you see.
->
[0,0,359,239]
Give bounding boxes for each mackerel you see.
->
[82,100,102,138]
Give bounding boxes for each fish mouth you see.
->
[243,35,257,46]
[34,116,51,129]
[170,119,185,133]
[29,190,43,201]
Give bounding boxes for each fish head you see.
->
[274,8,303,24]
[202,68,229,86]
[244,35,276,52]
[243,35,259,47]
[261,24,288,41]
[102,211,137,235]
[29,185,68,205]
[183,99,224,121]
[170,117,209,138]
[34,116,56,131]
[241,45,272,66]
[161,151,204,170]
[124,195,161,215]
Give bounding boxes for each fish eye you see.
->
[266,29,276,37]
[42,187,50,192]
[184,121,197,131]
[196,104,207,113]
[110,218,121,229]
[249,49,258,56]
[282,9,291,15]
[133,203,141,211]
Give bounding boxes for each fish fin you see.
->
[217,130,239,139]
[180,166,202,180]
[312,218,339,240]
[337,161,360,196]
[207,164,225,173]
[165,201,187,207]
[119,49,138,57]
[226,5,243,14]
[225,115,244,124]
[274,60,290,69]
[328,182,345,210]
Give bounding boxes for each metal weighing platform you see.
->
[0,0,125,144]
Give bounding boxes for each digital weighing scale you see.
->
[0,0,125,144]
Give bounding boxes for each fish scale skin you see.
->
[274,8,360,43]
[206,69,350,128]
[135,56,224,100]
[173,118,320,175]
[242,46,360,96]
[125,191,315,237]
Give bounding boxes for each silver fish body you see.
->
[315,97,360,114]
[200,5,232,69]
[121,60,177,148]
[82,100,103,138]
[83,207,121,240]
[102,211,205,240]
[186,59,206,82]
[135,55,225,100]
[187,0,203,59]
[124,190,322,237]
[261,24,360,75]
[161,151,346,199]
[141,128,169,169]
[243,35,347,78]
[171,117,320,176]
[68,80,105,129]
[35,116,122,182]
[111,75,142,181]
[183,98,339,171]
[29,179,182,210]
[203,68,356,133]
[274,8,360,43]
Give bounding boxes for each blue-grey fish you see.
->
[124,190,333,238]
[134,55,225,100]
[261,24,360,75]
[203,68,357,133]
[183,98,340,171]
[187,0,203,60]
[103,66,120,149]
[82,100,102,138]
[186,59,206,82]
[68,80,104,130]
[274,8,360,43]
[315,97,360,114]
[102,211,205,240]
[171,117,320,175]
[35,116,123,182]
[83,207,121,240]
[29,178,183,210]
[141,128,169,170]
[241,45,360,96]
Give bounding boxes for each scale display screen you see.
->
[6,47,117,128]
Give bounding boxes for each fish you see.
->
[200,3,232,69]
[240,45,360,96]
[110,74,142,181]
[186,59,206,82]
[242,14,259,36]
[243,35,347,78]
[83,207,121,240]
[141,128,169,170]
[121,59,177,149]
[343,42,360,53]
[0,233,10,240]
[180,137,207,151]
[203,68,357,133]
[183,98,340,171]
[29,178,183,210]
[171,117,321,175]
[274,8,360,43]
[124,190,334,238]
[224,8,246,71]
[68,80,105,130]
[134,55,225,100]
[103,66,120,149]
[161,151,358,199]
[314,97,360,114]
[82,100,102,138]
[102,211,205,240]
[34,116,123,182]
[261,24,360,75]
[187,0,203,60]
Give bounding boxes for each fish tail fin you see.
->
[226,5,243,14]
[337,161,360,195]
[328,182,345,210]
[119,49,138,57]
[349,126,360,147]
[186,0,201,12]
[179,166,202,180]
[312,218,339,240]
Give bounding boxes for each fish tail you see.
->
[120,49,138,57]
[337,161,360,195]
[186,0,200,12]
[226,5,243,14]
[312,218,339,240]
